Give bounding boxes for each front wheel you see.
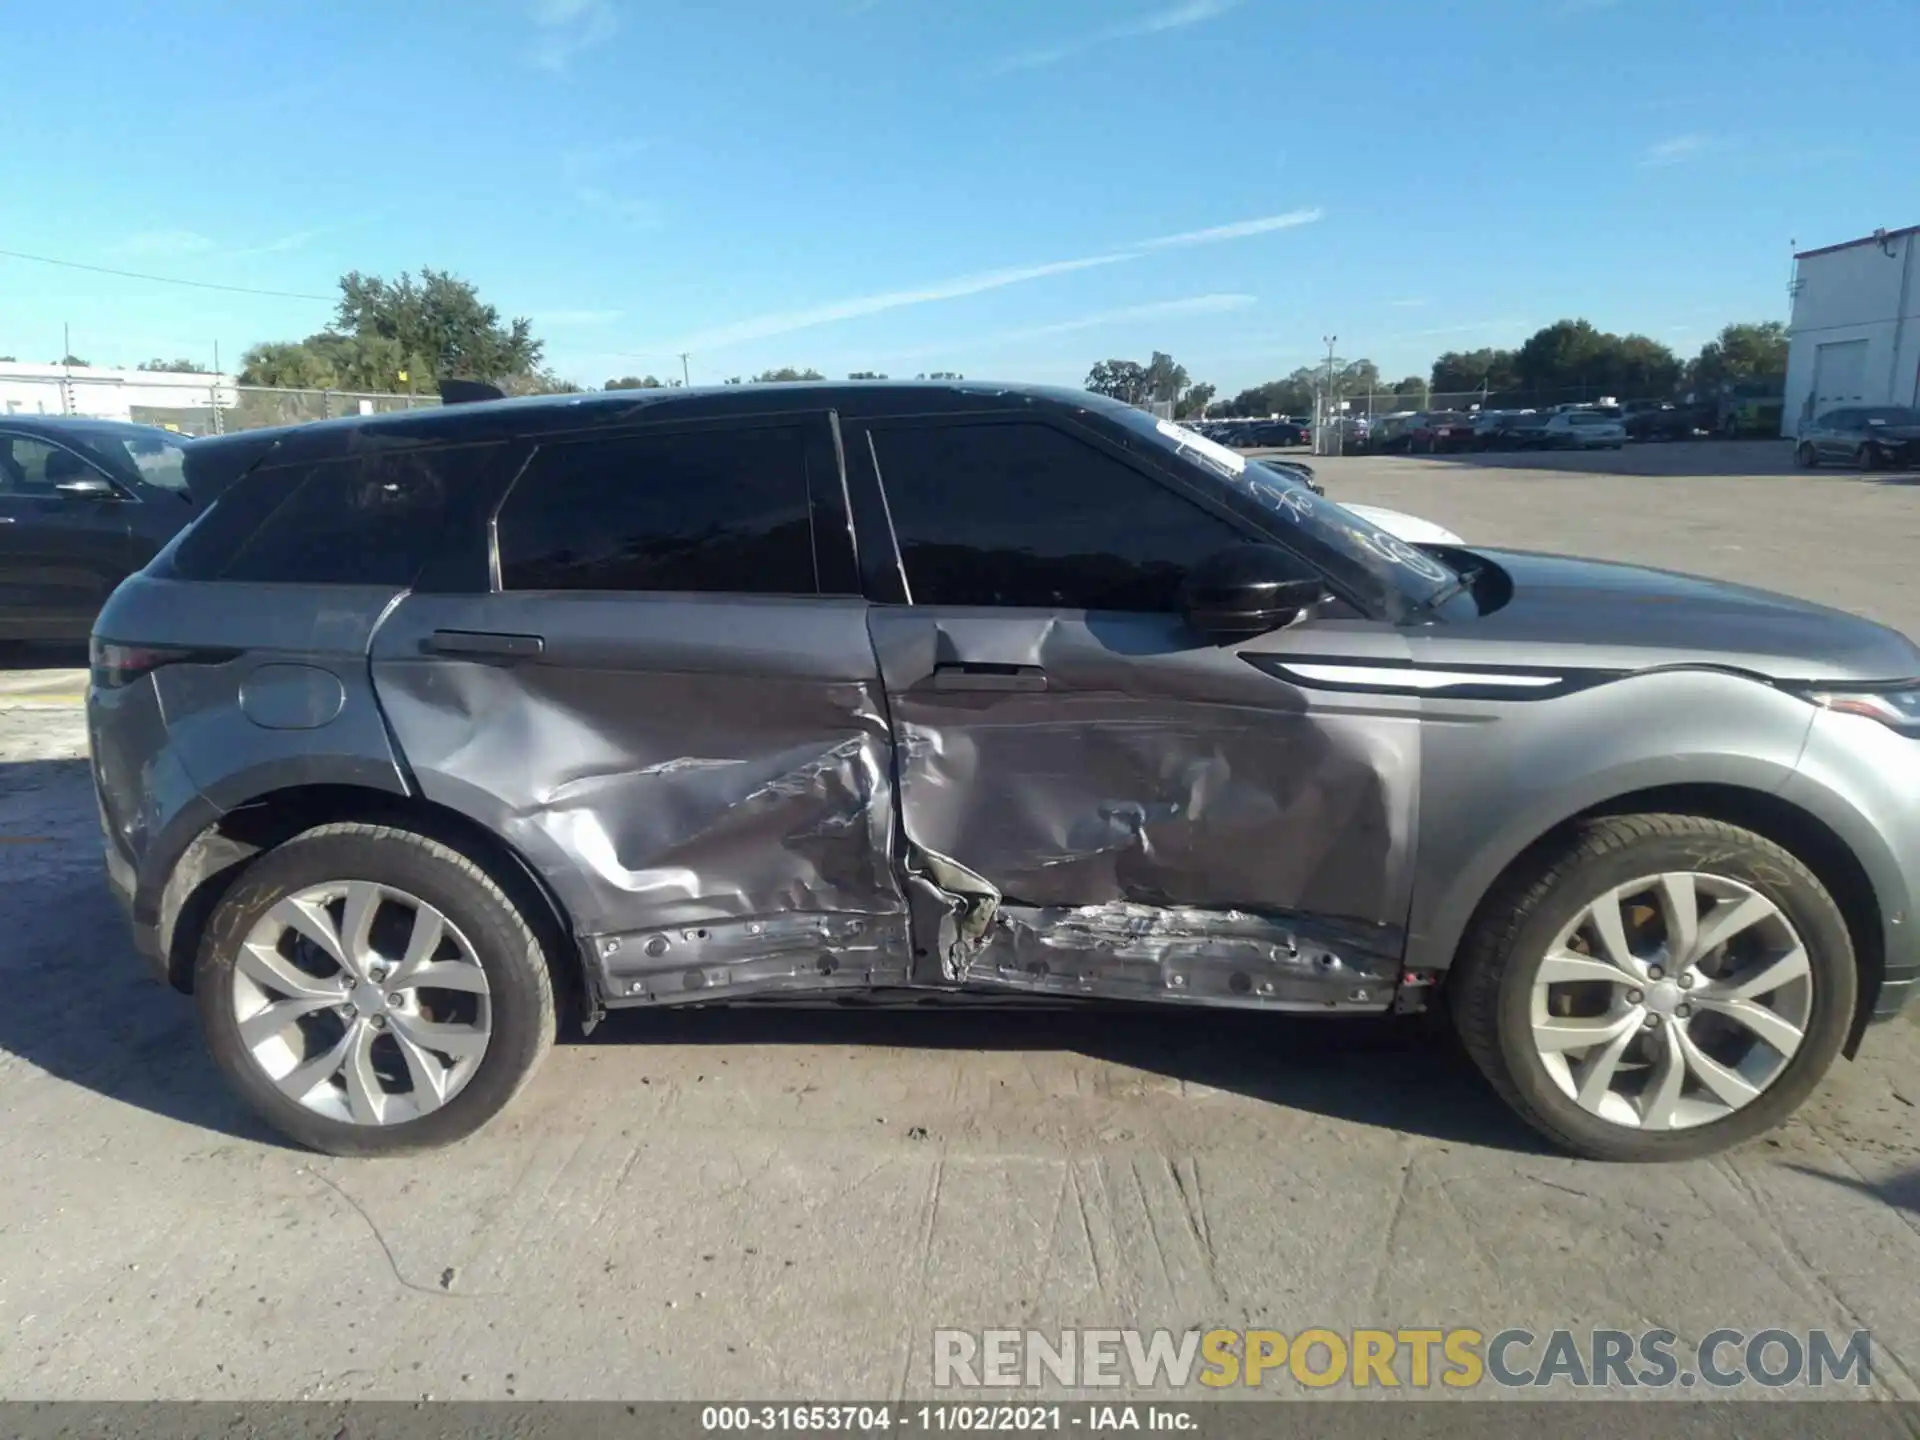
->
[195,822,558,1155]
[1861,443,1885,471]
[1450,814,1855,1162]
[1796,442,1819,468]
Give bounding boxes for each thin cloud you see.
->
[992,0,1237,72]
[883,293,1258,362]
[1136,208,1322,249]
[1387,318,1524,341]
[1640,133,1712,167]
[533,308,626,326]
[108,231,217,260]
[228,230,319,258]
[563,138,657,226]
[575,186,663,228]
[654,208,1321,353]
[530,0,617,72]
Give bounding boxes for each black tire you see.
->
[1861,443,1884,471]
[1450,814,1856,1162]
[195,822,558,1156]
[1795,442,1819,469]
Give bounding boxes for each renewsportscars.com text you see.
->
[932,1327,1872,1391]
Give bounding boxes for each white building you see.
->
[0,360,236,425]
[1783,224,1920,435]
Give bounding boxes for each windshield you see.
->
[1138,416,1460,609]
[1863,407,1920,425]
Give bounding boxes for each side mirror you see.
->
[52,476,117,500]
[1180,544,1329,641]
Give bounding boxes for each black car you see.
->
[0,418,219,641]
[1795,406,1920,470]
[1251,455,1323,493]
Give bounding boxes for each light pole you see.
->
[678,352,691,387]
[1322,334,1339,457]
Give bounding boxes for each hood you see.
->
[1415,548,1920,683]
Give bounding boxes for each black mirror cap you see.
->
[1179,544,1329,640]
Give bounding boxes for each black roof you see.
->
[192,379,1140,468]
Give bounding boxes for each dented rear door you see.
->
[369,413,912,1006]
[851,414,1420,1011]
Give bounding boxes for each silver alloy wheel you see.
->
[1529,871,1812,1131]
[231,881,492,1126]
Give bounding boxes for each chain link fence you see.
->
[0,369,441,437]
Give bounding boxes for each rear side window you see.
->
[867,420,1246,611]
[495,425,819,595]
[166,446,489,585]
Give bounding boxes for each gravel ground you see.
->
[2,445,1918,1409]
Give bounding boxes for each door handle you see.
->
[931,662,1047,692]
[423,628,545,659]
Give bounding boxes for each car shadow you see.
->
[1782,1162,1920,1217]
[0,753,1543,1156]
[0,641,89,670]
[584,1001,1549,1154]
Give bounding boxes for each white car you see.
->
[1542,409,1627,449]
[1343,502,1463,545]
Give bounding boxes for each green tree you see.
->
[1086,358,1151,404]
[848,370,888,380]
[1175,382,1216,419]
[752,366,824,382]
[56,353,89,367]
[1689,321,1788,391]
[1144,350,1189,405]
[334,268,542,383]
[605,375,664,390]
[1430,348,1519,397]
[137,357,210,373]
[920,371,964,380]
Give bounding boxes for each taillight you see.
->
[89,638,234,689]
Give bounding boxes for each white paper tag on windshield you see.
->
[1156,418,1247,476]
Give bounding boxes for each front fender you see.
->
[1404,670,1817,974]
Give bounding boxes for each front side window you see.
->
[0,436,62,495]
[496,425,819,595]
[867,420,1247,611]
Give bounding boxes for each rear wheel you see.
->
[196,822,558,1155]
[1861,443,1885,471]
[1451,814,1855,1161]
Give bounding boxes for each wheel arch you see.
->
[155,783,582,1016]
[1434,782,1884,1057]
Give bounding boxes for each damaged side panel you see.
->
[871,609,1420,1011]
[369,592,912,1006]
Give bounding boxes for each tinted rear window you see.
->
[163,445,496,585]
[495,425,820,594]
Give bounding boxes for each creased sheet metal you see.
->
[869,608,1418,1007]
[370,593,911,1003]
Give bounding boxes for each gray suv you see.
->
[88,382,1920,1161]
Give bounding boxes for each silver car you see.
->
[1543,409,1628,449]
[87,383,1920,1161]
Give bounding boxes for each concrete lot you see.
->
[2,440,1918,1406]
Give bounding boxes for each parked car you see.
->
[1369,412,1424,452]
[90,382,1920,1162]
[1473,411,1548,450]
[0,417,212,642]
[1543,409,1628,449]
[1409,411,1477,453]
[1795,407,1920,470]
[1623,403,1704,443]
[1234,420,1310,448]
[1251,456,1464,544]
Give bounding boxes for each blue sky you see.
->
[2,0,1912,394]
